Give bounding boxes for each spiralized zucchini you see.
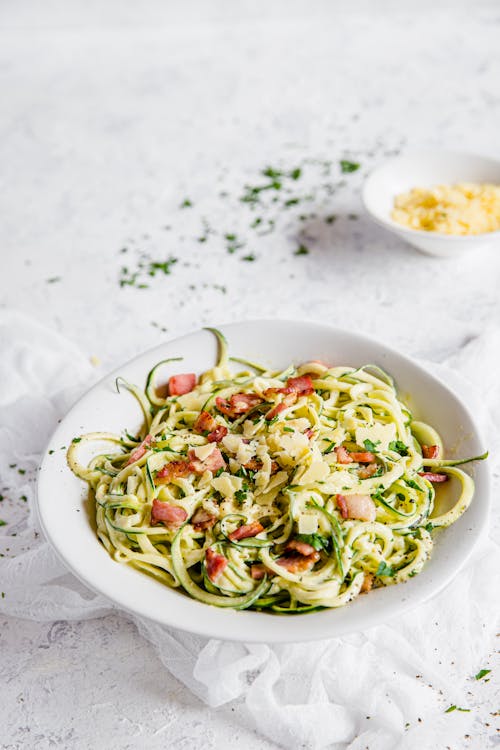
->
[67,329,487,614]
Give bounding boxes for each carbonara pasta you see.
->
[67,329,486,614]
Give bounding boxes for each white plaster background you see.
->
[1,1,499,748]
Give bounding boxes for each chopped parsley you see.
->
[72,437,82,444]
[389,440,409,456]
[340,160,360,173]
[0,520,6,527]
[46,276,62,284]
[180,198,192,208]
[474,669,491,680]
[445,705,470,713]
[296,533,330,552]
[376,561,395,577]
[241,254,256,262]
[294,244,309,256]
[363,438,380,453]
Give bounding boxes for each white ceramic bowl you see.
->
[362,148,500,257]
[37,321,490,643]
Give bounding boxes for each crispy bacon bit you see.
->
[194,411,217,434]
[340,493,377,522]
[125,434,153,466]
[422,444,440,459]
[250,563,268,580]
[151,499,187,527]
[360,573,374,593]
[286,539,317,557]
[277,551,320,573]
[281,375,315,395]
[244,458,262,472]
[188,447,225,474]
[207,425,228,443]
[244,458,279,474]
[205,548,227,581]
[228,521,264,542]
[215,393,262,418]
[168,373,197,396]
[349,451,376,463]
[304,428,315,440]
[358,462,379,479]
[155,460,191,484]
[336,494,349,518]
[418,472,448,483]
[191,507,217,531]
[266,392,298,421]
[335,446,353,464]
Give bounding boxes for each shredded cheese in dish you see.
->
[67,329,487,614]
[392,182,500,235]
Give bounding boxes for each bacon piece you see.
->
[215,393,262,418]
[151,499,187,527]
[191,507,217,531]
[358,462,378,479]
[266,392,298,421]
[336,494,349,518]
[360,573,374,594]
[205,548,227,582]
[194,410,217,434]
[265,375,316,399]
[286,539,317,556]
[155,460,191,484]
[207,425,228,443]
[277,551,320,573]
[422,445,440,459]
[349,451,376,463]
[250,563,269,580]
[188,447,225,474]
[244,458,279,474]
[228,521,264,542]
[339,493,377,522]
[125,434,153,466]
[168,373,197,396]
[418,472,448,483]
[335,446,353,464]
[281,375,315,395]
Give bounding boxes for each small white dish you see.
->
[37,321,489,643]
[362,148,500,257]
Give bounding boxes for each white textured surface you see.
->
[1,1,500,748]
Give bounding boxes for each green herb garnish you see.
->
[389,440,409,456]
[294,244,309,256]
[296,533,330,552]
[475,669,491,680]
[340,160,360,173]
[376,561,395,577]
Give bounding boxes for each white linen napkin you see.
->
[0,309,498,749]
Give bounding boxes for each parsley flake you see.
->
[340,160,360,173]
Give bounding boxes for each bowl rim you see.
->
[36,319,491,643]
[362,147,500,242]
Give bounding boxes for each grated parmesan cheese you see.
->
[392,182,500,235]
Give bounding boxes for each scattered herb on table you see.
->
[46,277,61,284]
[474,669,491,680]
[340,160,360,173]
[294,244,309,256]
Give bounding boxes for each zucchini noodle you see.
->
[67,329,487,614]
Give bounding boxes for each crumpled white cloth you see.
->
[1,309,499,750]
